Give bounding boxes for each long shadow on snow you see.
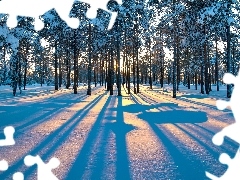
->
[106,96,135,180]
[0,92,106,179]
[66,96,135,180]
[140,111,208,179]
[66,95,112,179]
[121,100,208,179]
[0,92,89,138]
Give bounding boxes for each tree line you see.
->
[0,0,239,97]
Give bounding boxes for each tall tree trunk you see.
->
[127,53,130,94]
[87,23,92,95]
[215,36,219,91]
[54,40,58,91]
[3,46,7,84]
[195,71,197,90]
[94,56,97,87]
[226,3,231,98]
[136,41,140,93]
[149,38,152,90]
[172,0,177,98]
[204,40,209,94]
[176,37,180,91]
[117,23,122,96]
[23,43,29,90]
[107,51,111,91]
[66,40,71,89]
[133,39,136,94]
[73,30,78,94]
[110,38,114,96]
[18,55,22,94]
[59,58,62,88]
[105,49,108,89]
[201,64,204,94]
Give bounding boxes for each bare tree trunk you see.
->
[195,71,198,90]
[172,0,177,98]
[23,43,29,90]
[133,39,136,94]
[201,64,204,94]
[54,40,58,91]
[87,23,92,95]
[215,36,219,91]
[110,38,114,96]
[226,3,231,98]
[66,39,71,89]
[117,23,122,96]
[73,30,78,94]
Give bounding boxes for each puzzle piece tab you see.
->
[206,70,240,179]
[78,0,122,30]
[0,0,122,30]
[0,159,8,171]
[211,72,240,148]
[206,148,240,179]
[0,126,15,146]
[24,155,60,180]
[0,0,79,31]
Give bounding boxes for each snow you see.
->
[0,83,238,179]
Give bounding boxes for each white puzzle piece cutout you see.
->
[0,0,79,31]
[0,126,15,172]
[0,126,15,146]
[206,148,240,180]
[78,0,122,30]
[0,159,8,171]
[12,172,24,180]
[24,155,60,180]
[206,70,240,179]
[0,0,122,31]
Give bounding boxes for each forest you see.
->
[0,0,239,98]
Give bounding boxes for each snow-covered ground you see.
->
[0,83,237,180]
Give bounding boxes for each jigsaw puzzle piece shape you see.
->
[222,72,240,121]
[13,172,24,180]
[24,155,60,180]
[0,0,79,30]
[0,160,8,171]
[0,0,47,30]
[0,126,15,146]
[53,0,79,29]
[79,0,122,30]
[212,122,240,146]
[206,148,240,180]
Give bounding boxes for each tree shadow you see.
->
[118,103,178,114]
[122,102,208,179]
[0,92,107,179]
[138,110,208,124]
[179,94,210,99]
[107,96,135,180]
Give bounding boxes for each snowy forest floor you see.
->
[0,83,238,180]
